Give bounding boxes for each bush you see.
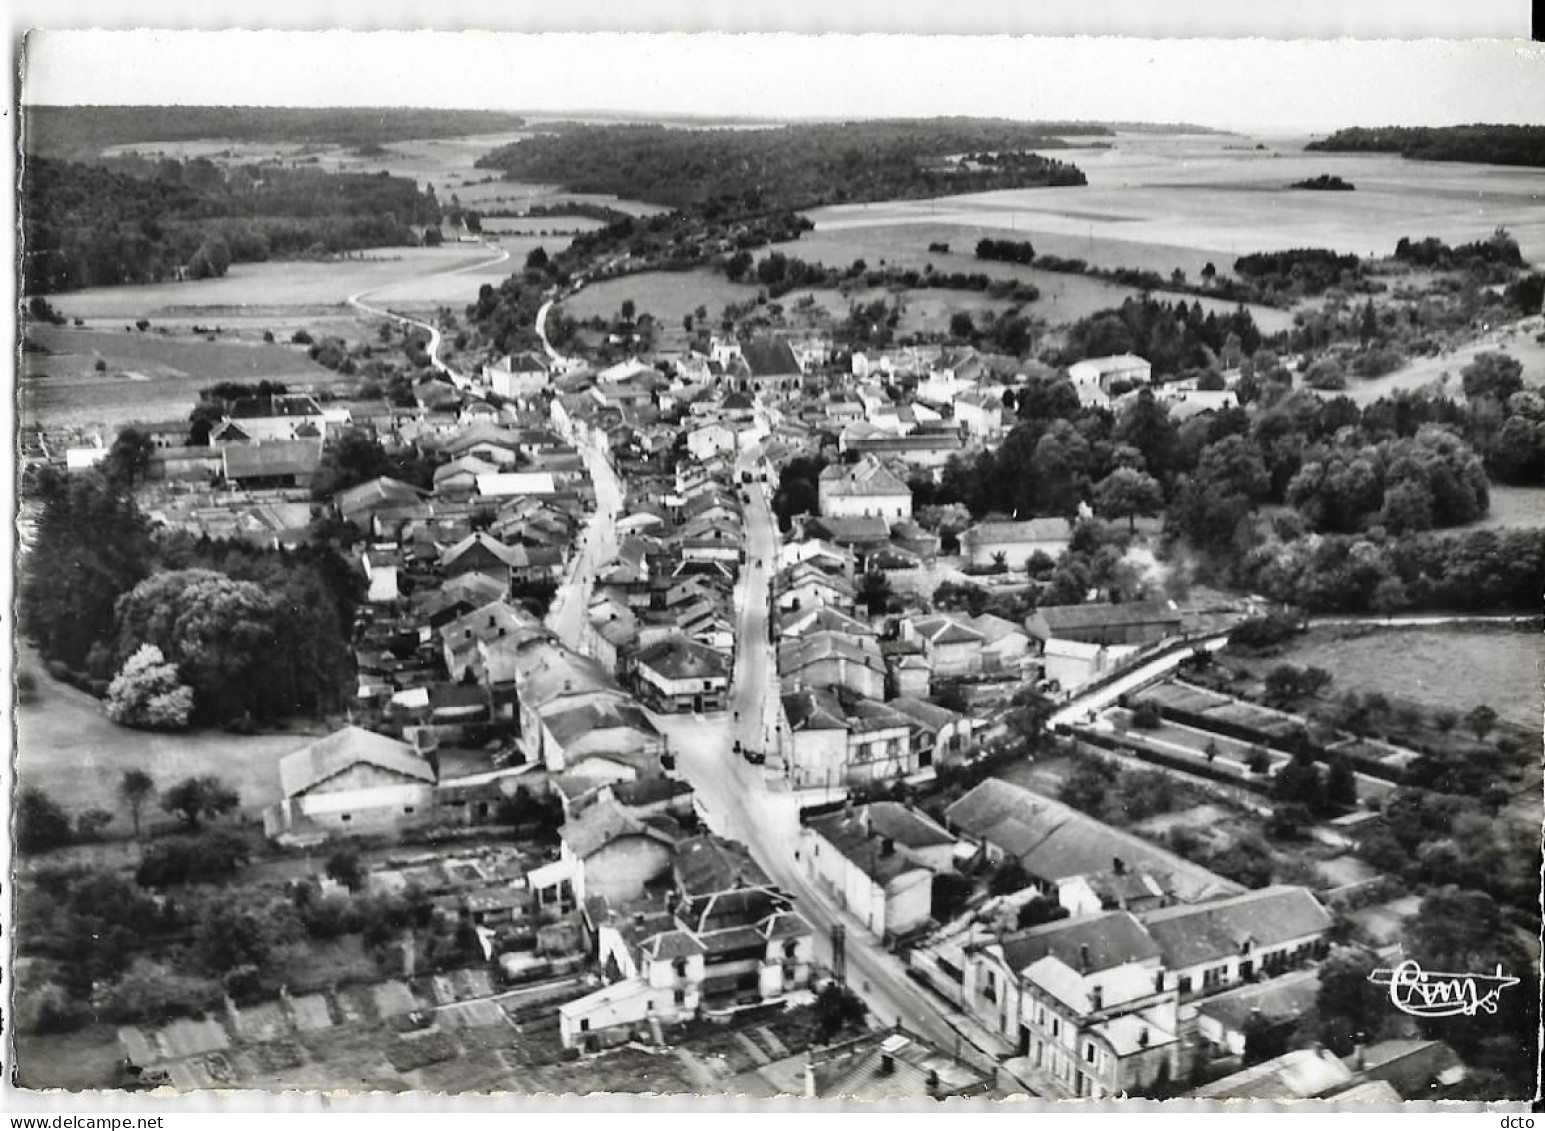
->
[290,329,314,345]
[17,787,74,854]
[135,829,251,887]
[16,981,91,1035]
[16,668,39,704]
[97,960,222,1024]
[1130,701,1163,729]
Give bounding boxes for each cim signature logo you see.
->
[1368,960,1520,1018]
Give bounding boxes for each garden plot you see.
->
[288,993,336,1032]
[1139,682,1233,715]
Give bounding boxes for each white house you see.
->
[1068,354,1152,397]
[961,519,1075,571]
[263,726,437,841]
[817,456,912,526]
[1138,886,1333,1001]
[483,352,550,399]
[802,807,934,939]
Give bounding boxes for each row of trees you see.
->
[16,772,237,855]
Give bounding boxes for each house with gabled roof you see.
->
[1026,600,1183,647]
[965,911,1180,1101]
[887,696,975,769]
[335,476,431,528]
[944,778,1241,908]
[803,807,935,939]
[439,531,528,590]
[222,439,324,489]
[483,351,550,399]
[559,833,815,1049]
[818,456,912,525]
[1138,886,1333,1001]
[774,560,858,614]
[902,614,989,678]
[559,795,679,904]
[432,454,501,498]
[961,518,1075,571]
[778,630,887,701]
[264,726,437,841]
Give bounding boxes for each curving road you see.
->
[346,237,510,384]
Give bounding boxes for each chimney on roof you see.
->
[1112,856,1126,876]
[1089,983,1104,1011]
[1154,970,1165,993]
[1079,944,1091,973]
[1138,1027,1150,1049]
[880,837,895,858]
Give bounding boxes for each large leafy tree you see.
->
[1093,467,1163,532]
[112,569,280,723]
[161,775,240,829]
[105,644,194,731]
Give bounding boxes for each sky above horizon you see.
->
[20,31,1545,134]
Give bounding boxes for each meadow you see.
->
[1270,626,1543,730]
[1468,483,1545,531]
[557,268,761,327]
[22,324,351,431]
[13,658,316,826]
[1341,312,1545,404]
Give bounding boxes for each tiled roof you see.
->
[673,835,770,896]
[818,456,910,498]
[1028,600,1181,633]
[807,812,928,885]
[1139,886,1333,969]
[279,726,435,797]
[222,440,322,479]
[963,518,1074,546]
[562,797,676,859]
[944,779,1239,903]
[998,911,1161,976]
[635,637,729,681]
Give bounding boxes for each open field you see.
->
[803,132,1545,275]
[558,268,761,327]
[769,223,1297,334]
[1271,627,1544,731]
[1339,313,1545,404]
[21,324,355,431]
[41,245,503,321]
[101,132,667,218]
[13,656,321,825]
[479,215,608,236]
[1467,484,1545,531]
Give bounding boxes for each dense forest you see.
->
[23,106,529,159]
[22,155,441,292]
[474,119,1095,212]
[1305,125,1545,167]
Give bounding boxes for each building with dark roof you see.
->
[1138,886,1333,1000]
[803,807,936,939]
[1025,600,1183,647]
[632,637,730,713]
